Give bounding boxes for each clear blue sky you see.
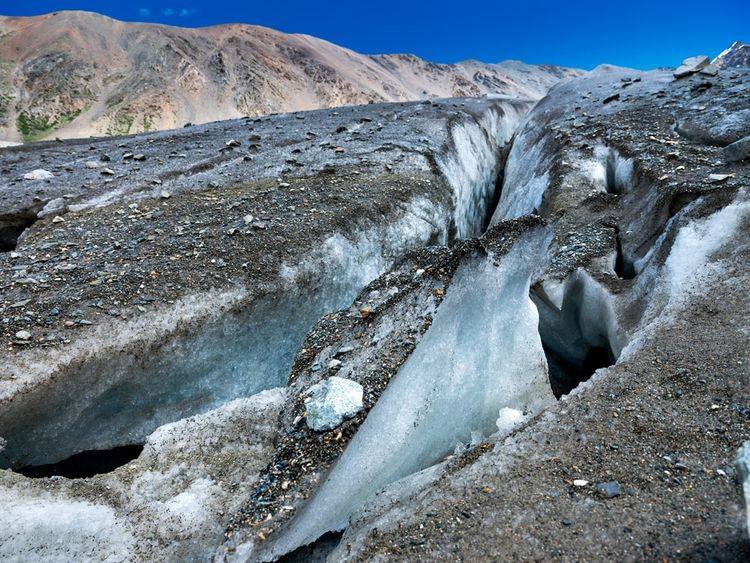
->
[2,0,748,69]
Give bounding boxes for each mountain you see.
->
[713,40,750,68]
[0,11,580,142]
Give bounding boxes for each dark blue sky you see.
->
[3,1,748,69]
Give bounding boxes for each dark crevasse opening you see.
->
[531,277,618,399]
[0,217,36,252]
[277,531,344,563]
[17,444,144,479]
[614,227,637,280]
[543,342,616,398]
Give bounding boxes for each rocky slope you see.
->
[714,41,750,69]
[0,10,579,143]
[0,58,748,562]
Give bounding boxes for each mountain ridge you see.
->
[0,10,581,142]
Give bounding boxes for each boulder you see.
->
[673,55,710,78]
[724,135,750,162]
[305,376,363,431]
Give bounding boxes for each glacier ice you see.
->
[261,226,555,559]
[490,119,551,223]
[438,103,526,237]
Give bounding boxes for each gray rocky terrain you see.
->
[0,54,748,562]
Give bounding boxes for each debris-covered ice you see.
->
[263,226,555,558]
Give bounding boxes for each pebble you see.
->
[595,481,621,498]
[15,330,32,340]
[101,168,115,176]
[572,479,589,487]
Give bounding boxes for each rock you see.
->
[305,376,364,432]
[101,168,115,176]
[673,55,710,78]
[123,152,134,160]
[595,481,621,498]
[160,190,171,199]
[133,154,145,161]
[724,135,750,162]
[14,330,31,341]
[708,173,734,183]
[602,93,620,104]
[37,197,66,218]
[699,64,719,76]
[23,169,53,181]
[737,442,750,538]
[328,359,342,369]
[226,139,241,148]
[100,154,111,162]
[85,161,100,169]
[572,479,589,487]
[52,216,65,224]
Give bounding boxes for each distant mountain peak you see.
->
[713,40,750,68]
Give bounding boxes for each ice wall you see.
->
[0,198,449,468]
[262,227,555,559]
[438,103,527,237]
[489,119,551,223]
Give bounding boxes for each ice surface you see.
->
[0,490,135,562]
[262,227,555,558]
[593,145,634,195]
[736,442,750,538]
[438,104,526,237]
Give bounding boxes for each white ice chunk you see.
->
[495,407,525,435]
[262,227,555,559]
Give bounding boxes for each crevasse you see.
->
[262,227,555,560]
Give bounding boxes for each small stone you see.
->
[133,154,145,161]
[572,479,589,487]
[160,190,171,199]
[100,154,111,162]
[602,93,620,104]
[52,215,65,223]
[23,169,54,181]
[101,168,115,176]
[360,306,372,318]
[123,152,134,160]
[305,376,364,432]
[328,359,342,369]
[334,147,345,153]
[243,214,254,224]
[595,481,621,498]
[226,139,241,147]
[85,161,100,169]
[14,330,32,340]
